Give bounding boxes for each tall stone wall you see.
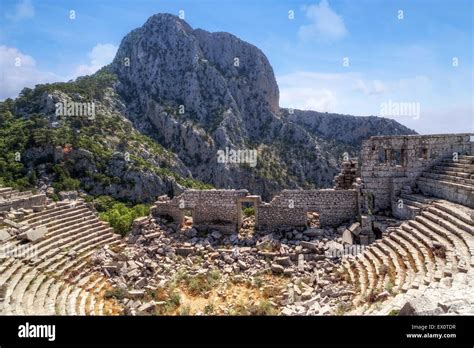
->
[256,189,358,229]
[152,188,359,233]
[152,189,249,233]
[360,133,473,213]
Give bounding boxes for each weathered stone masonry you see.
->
[360,133,473,213]
[152,190,250,234]
[257,189,358,229]
[152,133,473,238]
[152,188,358,233]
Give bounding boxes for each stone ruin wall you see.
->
[0,193,47,212]
[151,190,250,233]
[360,133,473,214]
[257,189,358,229]
[152,188,359,233]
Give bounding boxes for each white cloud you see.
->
[6,0,35,20]
[354,79,388,95]
[277,71,433,116]
[281,87,337,111]
[299,0,347,42]
[72,43,118,78]
[0,46,63,100]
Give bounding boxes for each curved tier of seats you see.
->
[0,200,122,315]
[339,198,474,306]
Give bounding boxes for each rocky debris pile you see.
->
[91,214,357,315]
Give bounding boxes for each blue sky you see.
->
[0,0,472,134]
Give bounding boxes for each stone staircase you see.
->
[0,200,122,315]
[417,155,474,208]
[339,197,474,312]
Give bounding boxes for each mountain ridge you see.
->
[0,13,416,202]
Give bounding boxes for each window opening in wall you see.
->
[393,149,402,165]
[384,148,392,163]
[401,148,407,166]
[378,148,385,163]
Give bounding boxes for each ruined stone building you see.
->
[153,133,473,243]
[0,133,472,316]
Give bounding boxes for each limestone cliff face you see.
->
[106,13,416,200]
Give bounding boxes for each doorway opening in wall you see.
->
[240,201,255,231]
[237,199,257,240]
[306,211,320,228]
[180,208,194,230]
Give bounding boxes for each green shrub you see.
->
[99,201,150,236]
[243,206,255,217]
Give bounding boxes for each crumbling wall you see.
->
[152,188,359,233]
[256,189,358,229]
[360,133,473,213]
[0,193,47,212]
[333,158,360,190]
[152,189,249,233]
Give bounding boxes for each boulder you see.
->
[271,263,284,274]
[341,230,354,245]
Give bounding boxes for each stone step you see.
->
[431,202,474,233]
[391,231,427,273]
[35,226,115,269]
[359,253,377,293]
[66,286,83,315]
[386,234,424,288]
[380,238,415,291]
[25,273,48,314]
[400,223,444,279]
[12,268,39,315]
[409,219,458,274]
[437,160,474,169]
[2,264,32,314]
[32,277,55,315]
[0,259,23,287]
[394,229,435,284]
[38,209,96,236]
[22,203,85,225]
[43,280,64,315]
[430,168,473,179]
[341,259,356,283]
[419,211,472,271]
[370,243,400,291]
[425,207,474,250]
[417,176,473,192]
[364,248,386,293]
[56,283,72,315]
[30,222,107,262]
[422,171,474,186]
[50,235,120,276]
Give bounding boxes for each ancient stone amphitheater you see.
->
[0,133,472,315]
[0,187,122,315]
